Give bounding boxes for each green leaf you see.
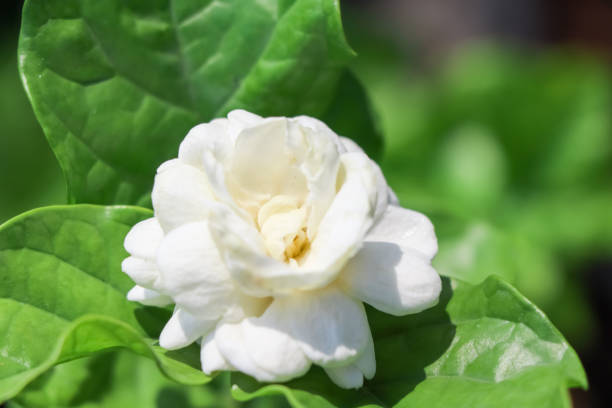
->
[0,205,209,402]
[321,70,383,160]
[10,350,286,408]
[19,0,358,206]
[230,277,586,408]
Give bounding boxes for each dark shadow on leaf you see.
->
[69,352,118,405]
[156,387,191,408]
[157,344,203,371]
[366,277,455,405]
[133,305,172,338]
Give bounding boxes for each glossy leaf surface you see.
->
[0,205,209,402]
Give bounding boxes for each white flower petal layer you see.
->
[341,205,441,316]
[355,330,376,380]
[323,322,376,388]
[228,118,307,211]
[324,364,364,389]
[152,160,215,232]
[201,332,234,374]
[121,256,158,289]
[159,307,216,350]
[124,218,163,259]
[271,288,370,367]
[215,318,310,382]
[178,119,229,169]
[339,136,392,221]
[301,152,377,274]
[126,285,172,307]
[339,136,399,213]
[290,117,342,238]
[156,221,236,319]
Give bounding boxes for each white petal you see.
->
[324,364,364,389]
[214,318,310,383]
[291,117,343,238]
[273,289,370,367]
[355,331,376,379]
[151,160,215,232]
[301,152,377,275]
[207,202,342,295]
[178,119,229,169]
[369,205,438,259]
[340,206,441,316]
[227,109,262,127]
[156,221,236,319]
[339,136,362,154]
[227,117,308,210]
[339,136,389,222]
[126,285,172,307]
[159,307,216,350]
[206,202,296,296]
[214,323,276,382]
[121,256,159,289]
[216,305,311,381]
[201,331,233,374]
[124,218,163,259]
[388,188,399,206]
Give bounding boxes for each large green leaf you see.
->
[19,0,360,206]
[0,205,209,402]
[230,277,586,408]
[10,351,287,408]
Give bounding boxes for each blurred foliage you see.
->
[0,40,64,224]
[347,13,612,347]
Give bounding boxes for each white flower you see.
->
[122,110,441,389]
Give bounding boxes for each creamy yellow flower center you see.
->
[257,195,310,265]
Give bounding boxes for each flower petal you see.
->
[126,285,172,307]
[156,221,236,319]
[340,205,441,316]
[121,256,159,289]
[152,160,216,232]
[301,152,377,275]
[207,203,344,295]
[124,217,163,259]
[159,307,216,350]
[178,119,229,169]
[338,135,361,154]
[273,288,370,367]
[324,364,363,389]
[369,205,438,259]
[227,109,262,128]
[355,331,376,380]
[339,136,391,221]
[226,117,309,215]
[214,323,276,382]
[201,332,233,374]
[214,317,311,383]
[290,117,343,238]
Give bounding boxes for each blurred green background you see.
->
[1,1,611,407]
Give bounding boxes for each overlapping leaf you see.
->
[0,205,209,402]
[9,352,285,408]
